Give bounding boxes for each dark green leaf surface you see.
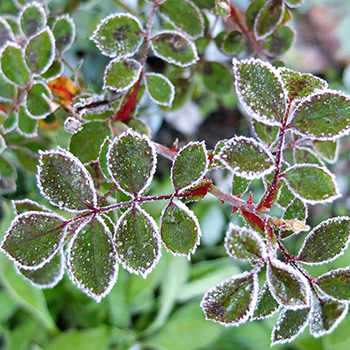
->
[171,141,208,191]
[90,13,143,58]
[38,148,97,211]
[232,174,250,196]
[246,0,265,30]
[278,182,294,208]
[115,205,161,278]
[221,31,245,56]
[13,199,50,215]
[18,106,38,137]
[25,82,52,118]
[291,91,350,140]
[313,140,338,164]
[252,282,279,320]
[264,26,294,56]
[0,75,16,100]
[1,211,67,269]
[161,200,201,256]
[218,136,274,179]
[159,0,204,39]
[298,217,350,264]
[20,2,46,37]
[0,153,16,193]
[68,216,118,302]
[283,165,339,203]
[202,61,233,94]
[53,14,75,52]
[252,119,279,146]
[294,147,323,166]
[201,272,258,325]
[233,58,286,125]
[145,73,175,107]
[107,131,156,196]
[41,59,63,81]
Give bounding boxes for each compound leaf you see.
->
[90,13,143,58]
[160,200,201,257]
[20,2,46,37]
[252,282,280,320]
[67,216,118,302]
[233,58,287,126]
[53,14,75,52]
[115,205,161,278]
[107,131,156,196]
[0,211,67,269]
[145,72,175,107]
[218,136,275,179]
[151,31,199,67]
[38,148,97,212]
[25,82,52,119]
[201,272,258,325]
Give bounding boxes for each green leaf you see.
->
[17,249,64,288]
[252,119,279,146]
[38,148,97,212]
[263,26,294,56]
[232,174,250,196]
[0,153,16,193]
[0,74,16,100]
[159,0,204,39]
[233,58,287,126]
[103,58,141,92]
[25,82,52,119]
[254,0,285,40]
[67,216,118,302]
[69,121,111,164]
[283,164,339,204]
[115,205,161,278]
[294,147,323,166]
[316,267,350,301]
[202,61,233,94]
[267,259,310,309]
[107,131,156,196]
[221,31,245,56]
[19,2,46,37]
[0,17,15,47]
[298,217,350,264]
[41,59,63,81]
[252,282,280,320]
[285,0,305,7]
[313,140,338,164]
[1,43,30,86]
[161,200,201,257]
[201,272,258,325]
[246,0,265,30]
[278,182,294,208]
[1,211,67,269]
[145,73,175,107]
[310,297,348,337]
[13,199,51,215]
[224,224,266,263]
[90,13,143,58]
[24,27,55,74]
[271,307,310,345]
[218,136,275,179]
[291,91,350,140]
[279,67,327,102]
[18,106,38,137]
[99,136,111,180]
[53,14,75,52]
[151,31,199,67]
[171,141,208,192]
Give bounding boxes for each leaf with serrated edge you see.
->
[298,217,350,264]
[67,216,118,302]
[107,130,157,196]
[0,17,15,46]
[252,282,280,320]
[171,141,208,192]
[160,199,201,258]
[53,14,75,53]
[0,211,67,269]
[37,147,97,212]
[17,249,65,288]
[218,136,275,180]
[267,259,310,309]
[271,307,310,345]
[316,267,350,301]
[233,58,287,126]
[201,272,259,326]
[25,81,53,119]
[115,204,161,278]
[310,296,348,337]
[283,164,340,204]
[145,73,175,107]
[150,30,199,67]
[224,223,266,263]
[12,199,52,215]
[19,2,46,37]
[99,136,112,180]
[290,91,350,140]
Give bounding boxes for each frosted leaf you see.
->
[232,174,250,196]
[271,307,310,345]
[145,73,175,107]
[252,282,280,320]
[67,216,118,302]
[160,199,201,257]
[19,2,46,38]
[64,117,82,134]
[277,182,294,208]
[233,58,287,126]
[12,199,51,215]
[224,223,266,263]
[218,136,275,180]
[0,153,17,194]
[17,106,38,137]
[0,211,67,269]
[0,74,17,101]
[53,14,75,53]
[283,164,340,204]
[99,136,111,180]
[0,17,15,47]
[171,141,208,192]
[267,259,310,309]
[115,205,161,278]
[310,296,348,337]
[285,0,305,7]
[313,139,339,164]
[201,272,259,326]
[202,61,233,95]
[17,249,65,288]
[251,119,279,147]
[0,134,6,153]
[298,217,350,264]
[90,13,143,58]
[107,130,157,196]
[37,147,97,212]
[24,81,52,119]
[293,147,324,166]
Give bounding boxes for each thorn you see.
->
[248,191,253,205]
[220,200,224,204]
[232,206,238,214]
[170,138,179,152]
